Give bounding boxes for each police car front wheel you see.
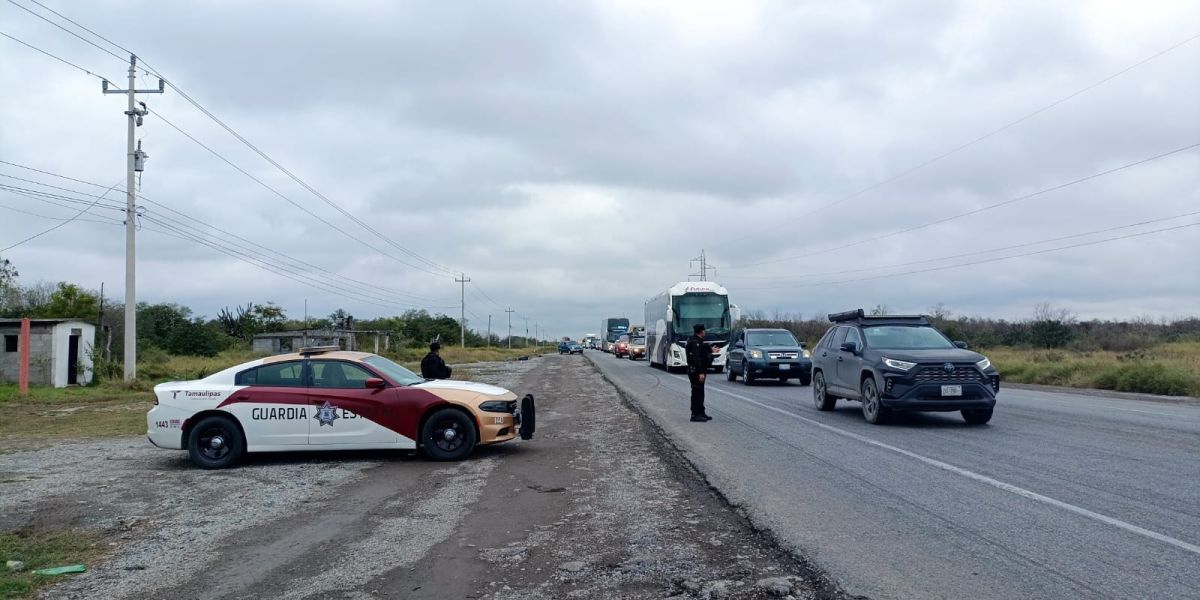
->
[187,415,245,469]
[422,409,477,461]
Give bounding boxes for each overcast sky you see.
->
[1,0,1198,339]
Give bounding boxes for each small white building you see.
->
[0,319,96,387]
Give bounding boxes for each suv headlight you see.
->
[976,357,991,371]
[802,349,811,358]
[748,349,763,359]
[883,358,916,371]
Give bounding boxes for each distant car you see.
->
[628,336,647,360]
[146,347,536,468]
[726,328,812,385]
[613,334,631,358]
[810,309,999,425]
[558,341,583,355]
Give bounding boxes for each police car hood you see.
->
[413,379,512,397]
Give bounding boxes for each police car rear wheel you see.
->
[422,409,477,461]
[187,416,244,469]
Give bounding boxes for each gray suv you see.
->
[811,309,1000,425]
[726,328,812,386]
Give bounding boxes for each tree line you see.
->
[739,302,1199,351]
[0,263,512,363]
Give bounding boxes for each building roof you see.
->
[0,318,95,325]
[252,329,349,339]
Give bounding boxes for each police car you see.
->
[147,346,535,469]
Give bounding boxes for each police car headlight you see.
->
[749,350,763,359]
[976,357,992,371]
[883,358,916,371]
[479,401,513,413]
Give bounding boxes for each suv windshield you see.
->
[363,355,425,385]
[862,326,954,350]
[747,330,798,346]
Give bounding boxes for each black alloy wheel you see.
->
[813,371,836,411]
[742,362,755,385]
[422,408,477,461]
[861,377,887,424]
[187,415,245,469]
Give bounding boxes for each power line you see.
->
[4,0,125,63]
[5,4,461,284]
[723,31,1200,246]
[0,30,108,79]
[0,200,123,225]
[24,0,132,56]
[737,222,1200,291]
[726,210,1200,283]
[149,109,456,279]
[0,162,455,304]
[1,179,122,252]
[735,142,1200,269]
[0,183,128,213]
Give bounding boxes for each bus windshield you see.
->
[674,294,731,340]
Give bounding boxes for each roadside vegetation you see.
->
[0,529,107,600]
[741,303,1200,398]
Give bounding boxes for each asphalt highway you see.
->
[587,352,1200,600]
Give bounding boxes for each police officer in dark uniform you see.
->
[685,323,717,422]
[420,341,453,379]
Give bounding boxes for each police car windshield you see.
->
[363,355,424,385]
[862,326,955,350]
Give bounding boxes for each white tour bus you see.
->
[645,281,738,372]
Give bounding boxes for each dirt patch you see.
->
[1,355,848,599]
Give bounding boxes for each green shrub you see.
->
[1094,362,1196,396]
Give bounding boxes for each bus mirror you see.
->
[666,308,674,322]
[730,305,742,323]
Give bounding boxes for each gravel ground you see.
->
[1,355,847,599]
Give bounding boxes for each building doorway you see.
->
[67,334,79,385]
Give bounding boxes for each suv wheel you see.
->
[726,363,737,381]
[742,363,755,385]
[962,408,993,425]
[813,371,836,411]
[861,377,888,424]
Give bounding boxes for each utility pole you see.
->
[689,249,717,281]
[486,315,492,348]
[524,317,530,348]
[505,308,515,349]
[103,54,163,381]
[455,273,471,347]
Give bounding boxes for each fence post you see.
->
[18,318,31,395]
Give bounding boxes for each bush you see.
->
[1094,362,1196,396]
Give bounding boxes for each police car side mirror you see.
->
[364,377,387,389]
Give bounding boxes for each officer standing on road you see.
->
[421,341,453,379]
[686,323,717,422]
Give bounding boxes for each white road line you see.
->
[705,385,1200,557]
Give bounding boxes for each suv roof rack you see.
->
[298,345,341,356]
[828,309,930,325]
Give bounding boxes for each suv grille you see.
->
[768,352,799,359]
[914,366,981,382]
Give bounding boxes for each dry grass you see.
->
[987,341,1200,397]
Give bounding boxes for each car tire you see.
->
[799,373,812,387]
[961,408,993,425]
[187,415,245,469]
[727,364,737,381]
[519,394,536,440]
[861,377,888,424]
[813,371,836,411]
[713,367,724,374]
[742,363,755,385]
[780,377,790,384]
[422,408,478,461]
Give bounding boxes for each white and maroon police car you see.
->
[147,347,534,468]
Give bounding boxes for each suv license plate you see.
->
[779,364,791,370]
[941,385,962,397]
